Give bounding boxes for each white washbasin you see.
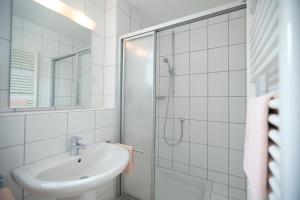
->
[12,143,129,200]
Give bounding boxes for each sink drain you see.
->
[79,176,89,180]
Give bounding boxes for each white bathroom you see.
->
[0,0,299,200]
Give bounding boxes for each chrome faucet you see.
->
[69,136,86,156]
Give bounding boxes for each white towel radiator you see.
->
[248,0,300,199]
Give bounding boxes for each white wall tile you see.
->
[96,109,115,128]
[174,53,189,75]
[105,0,117,9]
[95,126,115,143]
[208,97,228,122]
[0,145,24,199]
[158,97,173,118]
[86,0,105,37]
[104,66,116,94]
[229,150,245,177]
[22,32,43,54]
[174,24,189,33]
[131,19,141,32]
[190,97,207,120]
[116,8,130,36]
[158,158,172,169]
[23,20,43,35]
[173,97,189,119]
[190,19,207,30]
[25,136,67,164]
[208,122,228,148]
[173,118,189,141]
[190,143,207,168]
[91,34,104,66]
[190,27,207,51]
[69,130,95,146]
[12,16,23,29]
[208,22,228,48]
[208,146,228,173]
[208,170,229,185]
[190,50,207,74]
[0,115,24,148]
[0,39,11,90]
[174,31,189,54]
[208,72,228,96]
[229,17,246,45]
[229,44,246,70]
[208,13,228,25]
[0,0,12,40]
[229,9,246,20]
[159,35,172,56]
[229,176,246,189]
[190,120,207,144]
[90,65,104,95]
[103,94,115,108]
[105,7,117,37]
[229,187,246,200]
[208,47,228,72]
[158,139,172,160]
[104,36,117,66]
[68,110,95,133]
[158,118,173,139]
[229,123,245,150]
[229,70,246,96]
[26,113,67,142]
[173,162,189,174]
[212,183,228,197]
[174,75,189,96]
[190,166,207,179]
[159,76,170,96]
[211,193,227,200]
[11,28,22,49]
[0,90,9,109]
[190,74,207,96]
[229,97,246,123]
[173,142,189,164]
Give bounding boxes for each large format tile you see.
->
[68,110,95,133]
[208,146,228,173]
[0,115,25,148]
[26,113,67,142]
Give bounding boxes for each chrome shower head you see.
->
[163,58,174,76]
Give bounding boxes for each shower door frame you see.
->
[117,1,247,200]
[118,31,157,200]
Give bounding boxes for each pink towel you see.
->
[117,144,134,175]
[0,187,16,200]
[244,94,276,200]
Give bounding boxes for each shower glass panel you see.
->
[121,32,155,200]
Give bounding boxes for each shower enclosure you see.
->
[118,2,247,200]
[52,48,91,107]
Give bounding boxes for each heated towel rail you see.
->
[248,0,280,199]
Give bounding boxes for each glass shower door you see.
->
[121,32,156,200]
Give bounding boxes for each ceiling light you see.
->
[33,0,96,30]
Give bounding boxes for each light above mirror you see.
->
[33,0,96,30]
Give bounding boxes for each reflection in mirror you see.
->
[10,0,91,108]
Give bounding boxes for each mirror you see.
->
[10,0,91,108]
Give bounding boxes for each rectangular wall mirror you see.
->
[10,0,92,109]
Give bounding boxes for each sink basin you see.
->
[12,143,129,200]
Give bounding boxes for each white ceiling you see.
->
[127,0,237,25]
